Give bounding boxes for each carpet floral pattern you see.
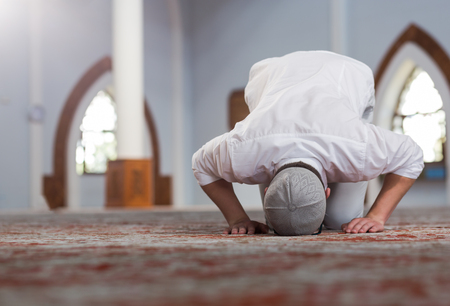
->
[0,208,449,306]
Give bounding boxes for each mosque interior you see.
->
[1,1,450,305]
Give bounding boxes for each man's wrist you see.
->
[365,213,386,225]
[228,215,251,226]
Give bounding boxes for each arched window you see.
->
[75,90,118,175]
[392,67,446,179]
[367,24,450,207]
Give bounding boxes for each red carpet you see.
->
[0,208,449,306]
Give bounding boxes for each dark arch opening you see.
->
[43,56,171,209]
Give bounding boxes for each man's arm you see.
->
[342,173,415,233]
[192,135,267,234]
[201,179,269,234]
[343,123,423,234]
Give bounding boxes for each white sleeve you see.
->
[191,133,233,186]
[362,124,424,180]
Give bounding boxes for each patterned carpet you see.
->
[0,207,449,306]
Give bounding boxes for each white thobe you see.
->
[192,51,424,191]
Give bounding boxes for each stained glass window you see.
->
[76,90,117,175]
[393,67,446,164]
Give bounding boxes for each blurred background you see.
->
[0,0,449,211]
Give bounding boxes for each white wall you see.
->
[41,0,112,177]
[0,0,113,210]
[0,0,30,209]
[348,0,450,72]
[188,0,450,207]
[0,0,176,209]
[143,0,173,176]
[187,0,331,206]
[2,0,450,210]
[179,0,195,206]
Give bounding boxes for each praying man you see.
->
[192,51,424,236]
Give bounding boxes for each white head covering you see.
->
[264,167,326,235]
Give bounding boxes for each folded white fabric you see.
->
[264,167,326,235]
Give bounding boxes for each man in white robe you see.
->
[192,51,424,235]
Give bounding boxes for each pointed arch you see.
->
[375,23,450,89]
[44,56,171,209]
[367,24,450,207]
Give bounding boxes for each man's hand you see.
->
[223,219,269,235]
[341,174,415,234]
[341,217,384,234]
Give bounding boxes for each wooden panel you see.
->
[228,89,249,130]
[105,159,153,208]
[155,175,172,205]
[43,176,64,209]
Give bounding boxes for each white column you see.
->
[330,0,348,55]
[28,0,48,210]
[113,0,145,158]
[168,0,185,208]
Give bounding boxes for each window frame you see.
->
[392,67,447,180]
[76,90,118,176]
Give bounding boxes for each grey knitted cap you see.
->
[264,167,326,236]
